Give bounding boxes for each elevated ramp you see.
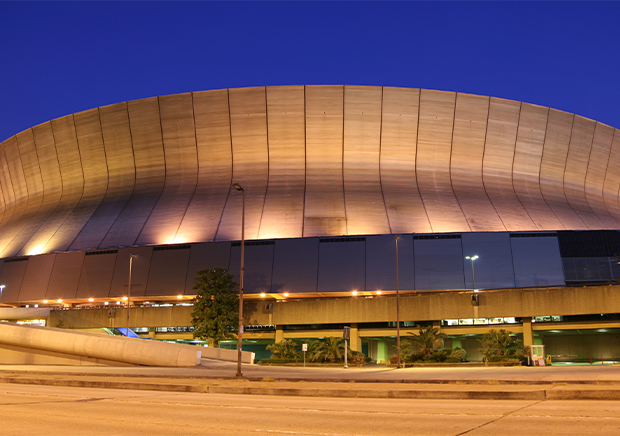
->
[0,323,201,367]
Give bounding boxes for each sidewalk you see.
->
[1,360,620,401]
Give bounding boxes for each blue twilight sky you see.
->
[1,1,619,143]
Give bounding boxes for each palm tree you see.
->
[305,339,323,362]
[408,325,447,359]
[313,337,345,362]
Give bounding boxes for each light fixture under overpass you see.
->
[233,182,245,378]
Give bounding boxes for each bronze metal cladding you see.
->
[0,86,619,258]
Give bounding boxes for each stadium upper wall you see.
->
[0,86,619,258]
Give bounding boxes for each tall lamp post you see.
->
[465,255,479,290]
[126,254,137,337]
[394,235,401,369]
[232,183,245,378]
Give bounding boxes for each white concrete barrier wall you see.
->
[0,323,200,367]
[0,308,51,321]
[199,344,254,364]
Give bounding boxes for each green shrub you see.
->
[348,350,367,366]
[428,348,451,362]
[449,347,467,362]
[267,339,300,359]
[410,352,426,362]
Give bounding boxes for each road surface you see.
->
[2,384,620,435]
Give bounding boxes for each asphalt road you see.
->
[2,384,620,436]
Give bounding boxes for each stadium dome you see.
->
[0,86,619,304]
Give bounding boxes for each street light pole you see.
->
[465,255,479,290]
[232,183,245,378]
[126,254,137,337]
[395,235,401,369]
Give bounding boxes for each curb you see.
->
[2,370,620,386]
[0,376,587,401]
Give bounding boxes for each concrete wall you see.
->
[0,307,50,320]
[48,285,620,328]
[541,331,620,362]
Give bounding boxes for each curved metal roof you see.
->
[0,86,618,258]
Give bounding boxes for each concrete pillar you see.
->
[522,317,534,349]
[451,337,462,349]
[275,325,284,343]
[377,340,389,364]
[148,327,156,340]
[350,323,361,352]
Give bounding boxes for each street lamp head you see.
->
[232,183,244,192]
[466,255,479,260]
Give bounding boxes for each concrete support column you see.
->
[377,340,389,364]
[148,327,156,340]
[275,325,284,343]
[451,337,462,349]
[522,317,534,349]
[350,323,361,352]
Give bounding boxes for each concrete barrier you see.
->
[200,345,254,364]
[0,308,51,321]
[0,323,201,367]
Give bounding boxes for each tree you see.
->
[396,338,415,362]
[408,325,447,359]
[190,268,239,348]
[313,337,345,362]
[304,340,324,362]
[479,329,527,362]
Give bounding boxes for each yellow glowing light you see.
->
[376,291,382,295]
[28,245,46,256]
[42,300,48,304]
[88,298,94,302]
[352,291,358,296]
[104,301,109,305]
[116,301,121,305]
[283,292,289,297]
[260,293,266,297]
[121,296,128,301]
[176,295,183,299]
[56,299,63,303]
